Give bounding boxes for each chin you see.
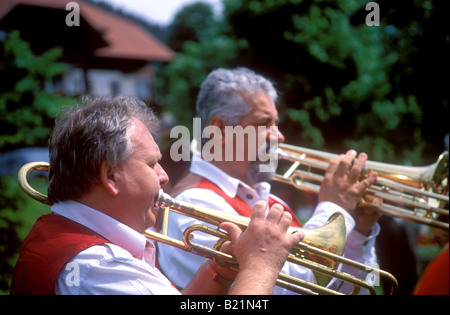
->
[248,161,275,183]
[145,211,157,230]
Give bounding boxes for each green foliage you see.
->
[225,0,448,163]
[0,174,50,294]
[156,4,249,129]
[157,36,248,128]
[167,2,217,52]
[0,30,76,152]
[0,31,75,294]
[157,0,448,165]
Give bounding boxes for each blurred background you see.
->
[0,0,448,295]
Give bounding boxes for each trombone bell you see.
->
[290,212,347,287]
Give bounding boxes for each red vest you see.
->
[195,178,301,227]
[414,246,449,295]
[10,213,108,295]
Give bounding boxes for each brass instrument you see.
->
[274,144,449,231]
[18,161,398,295]
[17,162,51,205]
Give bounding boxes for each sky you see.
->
[100,0,224,26]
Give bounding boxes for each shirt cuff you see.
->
[348,222,380,249]
[303,201,356,236]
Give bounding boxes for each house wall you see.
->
[58,67,153,100]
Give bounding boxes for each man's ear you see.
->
[100,161,119,196]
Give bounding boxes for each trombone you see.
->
[18,161,398,295]
[274,144,449,231]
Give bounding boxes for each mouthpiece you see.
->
[156,189,173,206]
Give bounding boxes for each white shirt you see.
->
[155,156,380,295]
[53,201,180,295]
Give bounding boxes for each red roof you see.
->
[0,0,174,62]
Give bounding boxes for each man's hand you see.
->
[219,201,304,294]
[353,194,383,236]
[318,150,379,224]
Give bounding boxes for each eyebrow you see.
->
[257,116,279,125]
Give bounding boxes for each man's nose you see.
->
[158,164,170,186]
[267,126,284,144]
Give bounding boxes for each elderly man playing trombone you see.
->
[156,67,383,295]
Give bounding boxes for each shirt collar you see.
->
[189,155,272,199]
[51,201,148,260]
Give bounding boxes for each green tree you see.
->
[0,31,75,293]
[224,0,448,164]
[156,0,448,164]
[0,30,75,152]
[156,2,248,129]
[157,36,247,128]
[167,2,217,52]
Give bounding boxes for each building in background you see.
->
[0,0,174,101]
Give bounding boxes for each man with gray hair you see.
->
[156,67,381,294]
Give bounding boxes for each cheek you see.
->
[246,130,267,159]
[122,168,154,196]
[143,168,162,196]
